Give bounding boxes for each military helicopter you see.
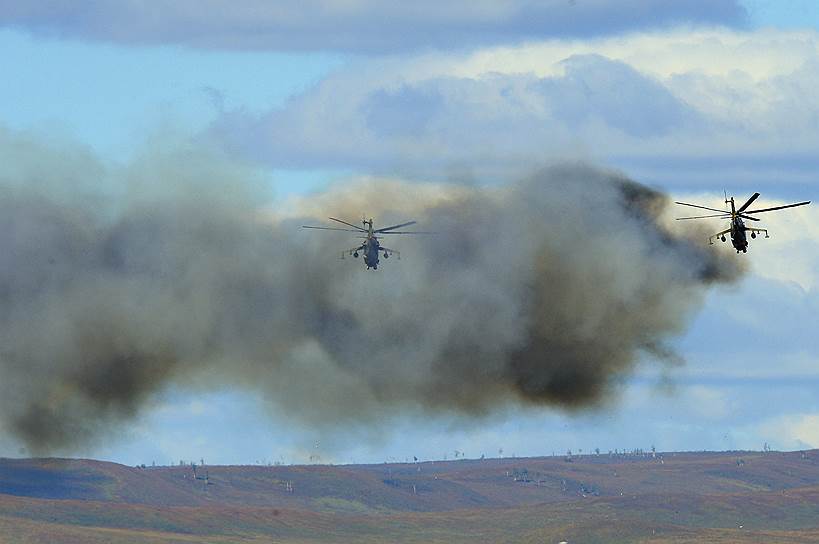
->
[675,192,810,253]
[302,217,430,270]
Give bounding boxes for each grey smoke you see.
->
[0,137,743,452]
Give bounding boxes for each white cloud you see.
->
[742,200,819,290]
[443,28,818,80]
[212,28,819,184]
[758,414,819,449]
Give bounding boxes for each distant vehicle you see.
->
[302,217,431,270]
[191,464,212,491]
[675,192,810,253]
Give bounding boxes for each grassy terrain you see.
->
[0,450,817,543]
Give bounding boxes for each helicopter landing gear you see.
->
[751,232,757,239]
[353,252,359,258]
[721,236,726,242]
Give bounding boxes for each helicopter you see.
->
[675,192,810,253]
[302,217,430,270]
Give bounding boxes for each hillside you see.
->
[1,450,818,543]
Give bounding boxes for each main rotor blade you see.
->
[737,214,760,222]
[675,214,731,220]
[736,192,760,213]
[743,201,811,214]
[302,226,363,232]
[374,220,417,233]
[674,201,728,214]
[328,217,367,231]
[675,213,761,222]
[377,231,435,235]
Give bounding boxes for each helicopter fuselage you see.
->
[730,217,748,252]
[363,236,381,269]
[355,220,390,270]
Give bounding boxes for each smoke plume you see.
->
[0,135,743,452]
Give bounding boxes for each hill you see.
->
[1,450,818,543]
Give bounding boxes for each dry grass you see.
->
[0,450,817,543]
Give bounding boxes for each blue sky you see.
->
[745,0,819,28]
[0,1,818,465]
[0,29,342,157]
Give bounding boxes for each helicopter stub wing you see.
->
[707,228,731,245]
[744,227,769,238]
[380,246,401,259]
[340,244,366,259]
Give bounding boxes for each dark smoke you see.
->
[0,136,743,452]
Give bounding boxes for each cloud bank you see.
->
[211,29,819,185]
[0,131,742,452]
[0,1,746,53]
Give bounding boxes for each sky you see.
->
[0,1,818,466]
